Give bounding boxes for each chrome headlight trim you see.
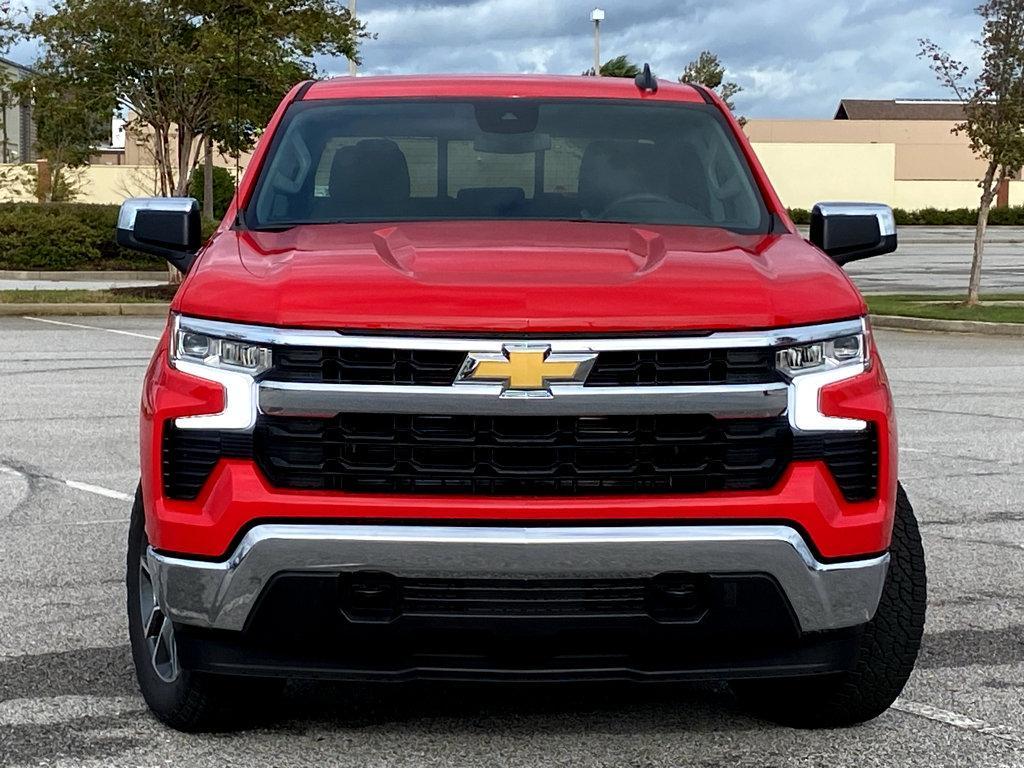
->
[170,314,262,431]
[779,318,871,432]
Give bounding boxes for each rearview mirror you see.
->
[116,197,201,274]
[809,202,897,266]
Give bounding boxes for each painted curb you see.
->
[870,314,1024,336]
[0,269,168,281]
[0,303,170,317]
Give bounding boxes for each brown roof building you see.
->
[833,99,967,121]
[745,99,984,183]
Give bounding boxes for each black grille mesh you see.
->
[584,349,778,386]
[252,413,792,496]
[793,427,879,502]
[161,426,252,500]
[270,346,779,387]
[162,417,879,503]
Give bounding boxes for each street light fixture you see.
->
[590,8,604,76]
[349,0,358,76]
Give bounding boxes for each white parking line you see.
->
[893,699,1023,744]
[22,316,161,341]
[0,463,133,503]
[64,480,134,502]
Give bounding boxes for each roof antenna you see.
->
[635,63,658,93]
[233,7,242,230]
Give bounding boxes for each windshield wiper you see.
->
[248,219,361,232]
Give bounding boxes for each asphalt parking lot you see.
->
[1,315,1022,766]
[818,226,1024,294]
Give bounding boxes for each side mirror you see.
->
[809,202,897,266]
[116,197,201,274]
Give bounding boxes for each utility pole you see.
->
[349,0,358,76]
[590,8,604,76]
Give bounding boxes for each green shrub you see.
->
[987,205,1024,225]
[788,205,1024,226]
[0,208,100,270]
[0,203,158,270]
[189,165,236,220]
[0,202,224,271]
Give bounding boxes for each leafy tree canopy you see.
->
[680,50,742,113]
[582,55,643,78]
[189,164,235,219]
[28,0,367,196]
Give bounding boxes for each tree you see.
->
[0,1,24,164]
[582,55,642,78]
[680,51,743,116]
[189,164,235,219]
[16,66,113,202]
[920,0,1024,307]
[28,0,366,199]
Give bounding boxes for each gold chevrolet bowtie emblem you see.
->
[458,346,596,393]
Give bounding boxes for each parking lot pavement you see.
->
[0,280,164,291]
[843,227,1024,295]
[1,315,1022,766]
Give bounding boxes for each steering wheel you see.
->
[597,192,706,222]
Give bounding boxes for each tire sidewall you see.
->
[126,487,201,717]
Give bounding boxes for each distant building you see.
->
[833,99,967,121]
[746,98,991,184]
[90,116,127,165]
[743,98,1022,211]
[0,56,35,163]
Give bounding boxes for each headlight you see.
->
[170,315,272,375]
[776,332,868,379]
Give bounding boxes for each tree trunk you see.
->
[153,126,170,197]
[175,125,199,197]
[1,95,9,163]
[203,136,214,220]
[967,161,1000,307]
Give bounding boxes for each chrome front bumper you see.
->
[148,524,888,634]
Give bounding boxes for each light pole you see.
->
[590,8,604,76]
[349,0,358,76]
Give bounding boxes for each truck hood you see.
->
[175,220,866,333]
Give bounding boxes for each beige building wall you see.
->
[890,180,982,210]
[745,119,986,181]
[0,164,164,204]
[1008,181,1024,207]
[750,141,999,211]
[122,123,254,173]
[751,143,896,209]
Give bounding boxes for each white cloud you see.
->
[353,0,984,116]
[14,0,987,118]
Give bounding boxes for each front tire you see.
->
[127,486,279,731]
[732,483,927,727]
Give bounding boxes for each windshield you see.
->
[246,98,768,232]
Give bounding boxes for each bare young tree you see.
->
[920,0,1024,306]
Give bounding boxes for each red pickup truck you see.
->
[118,73,926,732]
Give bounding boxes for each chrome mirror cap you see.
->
[116,197,202,274]
[117,197,199,233]
[810,202,898,266]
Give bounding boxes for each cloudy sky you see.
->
[7,0,982,118]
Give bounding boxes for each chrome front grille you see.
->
[270,345,780,387]
[159,317,878,503]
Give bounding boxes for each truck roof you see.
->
[302,74,708,104]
